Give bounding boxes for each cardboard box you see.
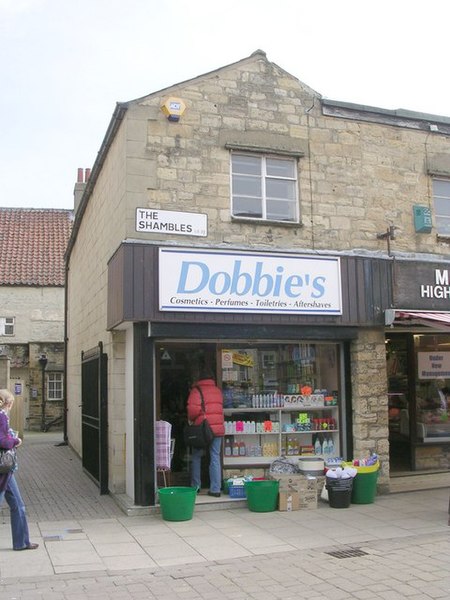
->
[242,468,266,478]
[270,473,318,494]
[299,492,318,510]
[278,489,300,511]
[315,476,325,499]
[223,469,244,479]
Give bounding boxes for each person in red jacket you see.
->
[187,370,225,497]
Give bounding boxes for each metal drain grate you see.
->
[325,548,369,559]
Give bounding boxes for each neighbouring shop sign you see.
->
[159,248,342,314]
[418,351,450,379]
[394,262,450,309]
[135,208,207,237]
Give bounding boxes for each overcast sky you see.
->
[1,0,449,209]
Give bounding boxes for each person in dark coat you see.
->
[0,389,39,551]
[187,370,225,497]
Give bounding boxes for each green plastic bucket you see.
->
[158,486,197,521]
[342,461,380,504]
[245,480,279,512]
[351,470,379,504]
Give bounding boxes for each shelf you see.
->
[226,431,279,435]
[224,408,276,414]
[224,406,337,414]
[223,456,276,466]
[223,405,340,468]
[281,429,339,434]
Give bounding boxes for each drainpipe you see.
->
[39,354,48,431]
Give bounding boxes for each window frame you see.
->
[46,372,64,401]
[230,152,299,224]
[432,177,450,237]
[0,317,15,336]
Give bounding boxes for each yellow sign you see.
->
[232,352,254,367]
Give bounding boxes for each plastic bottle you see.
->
[314,436,322,455]
[232,441,239,456]
[224,437,232,456]
[322,437,329,456]
[239,441,246,456]
[328,437,335,457]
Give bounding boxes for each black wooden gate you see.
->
[81,342,108,494]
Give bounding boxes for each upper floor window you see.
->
[0,317,14,336]
[47,372,63,401]
[433,178,450,236]
[231,153,298,222]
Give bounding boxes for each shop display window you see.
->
[220,343,342,465]
[415,334,450,443]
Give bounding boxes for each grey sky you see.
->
[1,0,448,209]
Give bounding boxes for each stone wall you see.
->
[350,329,389,491]
[415,444,450,471]
[121,52,450,258]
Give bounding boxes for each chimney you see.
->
[73,167,90,214]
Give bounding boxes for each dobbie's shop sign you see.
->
[136,208,207,237]
[159,249,342,314]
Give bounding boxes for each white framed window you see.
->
[432,178,450,236]
[0,317,14,336]
[231,153,298,222]
[47,372,63,401]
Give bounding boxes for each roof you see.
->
[0,208,73,286]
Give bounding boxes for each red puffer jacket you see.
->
[187,378,225,437]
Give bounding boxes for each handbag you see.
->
[0,447,17,474]
[184,386,215,449]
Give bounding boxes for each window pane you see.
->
[436,216,450,236]
[232,174,262,197]
[434,198,450,216]
[266,199,297,221]
[232,154,261,175]
[266,179,296,200]
[433,179,450,198]
[266,157,295,178]
[233,196,263,218]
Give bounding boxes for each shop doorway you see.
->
[157,342,217,487]
[387,335,413,471]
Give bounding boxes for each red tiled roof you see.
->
[0,208,73,286]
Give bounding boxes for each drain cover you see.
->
[325,548,369,559]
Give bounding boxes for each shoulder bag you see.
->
[184,386,215,448]
[0,447,17,474]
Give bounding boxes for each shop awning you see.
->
[385,309,450,330]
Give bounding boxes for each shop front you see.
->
[386,260,450,472]
[108,243,391,506]
[156,339,347,490]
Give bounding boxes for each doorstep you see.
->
[389,470,450,493]
[112,491,247,516]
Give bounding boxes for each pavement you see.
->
[0,432,449,599]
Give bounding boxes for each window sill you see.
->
[231,217,303,228]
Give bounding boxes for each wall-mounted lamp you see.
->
[377,225,397,241]
[377,225,398,255]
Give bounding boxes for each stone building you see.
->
[0,208,73,432]
[66,50,450,508]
